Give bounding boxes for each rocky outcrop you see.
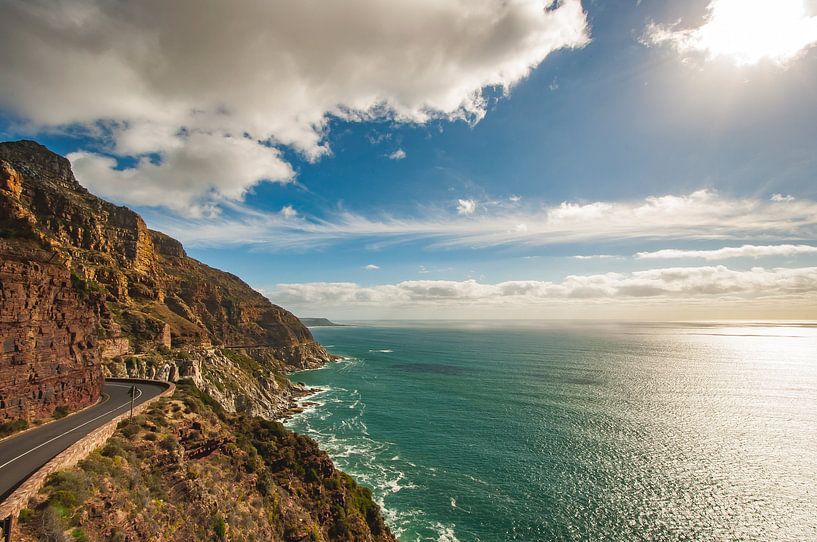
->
[103,348,308,419]
[0,140,330,373]
[0,245,103,423]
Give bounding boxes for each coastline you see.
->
[280,382,325,420]
[280,352,443,542]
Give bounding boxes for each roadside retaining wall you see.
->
[0,379,174,526]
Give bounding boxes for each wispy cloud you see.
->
[271,266,817,309]
[456,199,477,215]
[145,189,817,251]
[280,205,298,218]
[388,149,406,160]
[364,264,380,270]
[636,244,817,260]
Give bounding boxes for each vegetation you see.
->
[69,271,104,299]
[0,418,28,438]
[18,383,393,542]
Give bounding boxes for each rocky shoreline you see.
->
[280,382,325,420]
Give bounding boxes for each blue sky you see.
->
[2,0,817,319]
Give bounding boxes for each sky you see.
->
[1,0,817,320]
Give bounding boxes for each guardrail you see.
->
[0,378,175,541]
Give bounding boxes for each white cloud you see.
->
[0,0,589,212]
[271,266,817,309]
[772,193,796,202]
[388,149,406,160]
[69,133,293,217]
[457,199,478,215]
[574,254,615,260]
[645,0,817,66]
[364,264,380,270]
[280,205,298,219]
[635,244,817,260]
[145,189,817,250]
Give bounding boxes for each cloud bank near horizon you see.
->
[0,0,588,216]
[635,244,817,260]
[268,265,817,316]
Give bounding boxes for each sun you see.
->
[648,0,817,66]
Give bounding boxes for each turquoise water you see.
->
[285,322,817,541]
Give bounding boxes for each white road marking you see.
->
[0,387,143,471]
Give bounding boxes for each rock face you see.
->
[0,247,103,423]
[104,348,300,419]
[0,140,330,371]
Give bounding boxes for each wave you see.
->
[284,383,456,542]
[369,349,394,353]
[433,522,461,542]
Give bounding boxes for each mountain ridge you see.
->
[1,140,396,541]
[0,140,331,370]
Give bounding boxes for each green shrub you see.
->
[101,438,128,458]
[17,507,34,524]
[214,516,227,540]
[70,271,104,298]
[0,419,28,438]
[53,405,70,419]
[44,471,91,515]
[119,421,140,438]
[160,435,179,452]
[72,528,90,542]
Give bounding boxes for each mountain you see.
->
[0,140,330,367]
[0,141,396,541]
[0,140,335,422]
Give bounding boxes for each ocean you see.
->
[284,321,817,541]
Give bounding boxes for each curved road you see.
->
[0,381,166,502]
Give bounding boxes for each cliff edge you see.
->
[0,140,334,422]
[0,141,396,541]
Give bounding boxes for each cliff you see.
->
[0,140,396,540]
[0,140,331,418]
[0,244,103,424]
[16,383,396,542]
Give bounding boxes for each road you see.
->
[0,381,166,502]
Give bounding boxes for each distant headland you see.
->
[300,318,348,327]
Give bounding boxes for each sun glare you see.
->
[650,0,817,65]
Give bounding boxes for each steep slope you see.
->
[1,140,396,540]
[0,243,103,425]
[16,383,396,542]
[0,140,331,374]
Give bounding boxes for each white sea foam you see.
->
[434,523,461,542]
[369,349,394,353]
[283,381,438,540]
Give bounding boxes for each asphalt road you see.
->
[0,381,166,502]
